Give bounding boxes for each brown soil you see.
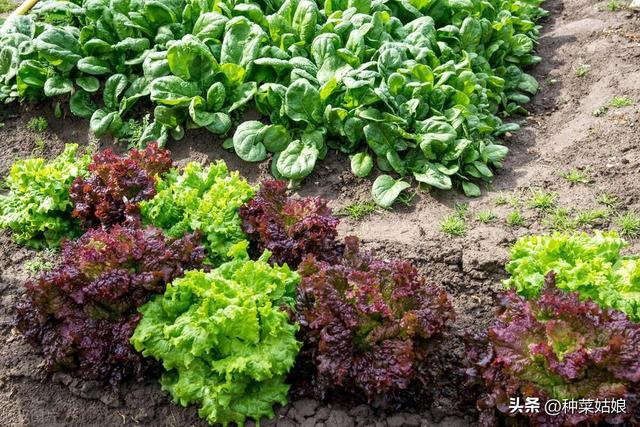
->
[1,0,640,426]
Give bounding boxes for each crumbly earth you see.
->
[1,0,639,425]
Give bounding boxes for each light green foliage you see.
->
[440,214,466,237]
[27,116,48,133]
[493,193,509,206]
[0,0,547,204]
[505,231,640,320]
[34,137,46,153]
[544,207,577,232]
[131,242,301,427]
[454,202,469,218]
[616,212,640,238]
[609,96,634,108]
[0,0,16,13]
[597,192,619,208]
[140,161,254,264]
[606,0,620,10]
[0,144,90,248]
[476,210,497,224]
[506,210,525,227]
[576,208,609,227]
[341,200,377,221]
[25,249,55,274]
[574,64,590,77]
[561,169,591,184]
[527,188,557,211]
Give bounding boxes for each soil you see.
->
[1,0,640,425]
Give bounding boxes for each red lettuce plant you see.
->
[239,179,343,269]
[466,273,640,426]
[294,236,454,404]
[70,143,172,228]
[13,225,205,387]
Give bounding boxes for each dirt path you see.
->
[0,0,639,425]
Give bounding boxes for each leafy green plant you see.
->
[561,168,591,184]
[606,0,620,10]
[505,231,640,320]
[506,210,524,227]
[609,96,634,107]
[0,0,547,204]
[0,144,90,248]
[440,214,466,237]
[341,200,378,221]
[26,116,48,133]
[131,242,300,427]
[615,211,640,238]
[574,64,590,77]
[140,161,254,264]
[476,210,497,224]
[527,188,557,211]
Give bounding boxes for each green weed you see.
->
[615,212,640,238]
[440,214,467,237]
[27,116,48,133]
[561,169,591,185]
[527,188,557,211]
[341,200,378,221]
[476,210,498,224]
[506,210,525,227]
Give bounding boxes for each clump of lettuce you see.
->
[70,142,173,228]
[467,273,640,426]
[131,242,301,427]
[0,144,90,248]
[140,160,254,264]
[239,179,344,269]
[505,231,640,321]
[0,0,547,204]
[294,236,455,405]
[14,224,205,387]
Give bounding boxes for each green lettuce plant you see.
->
[140,160,254,264]
[0,144,90,248]
[505,231,640,321]
[131,241,301,427]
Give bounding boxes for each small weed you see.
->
[493,193,509,206]
[606,0,620,11]
[440,214,467,237]
[609,96,634,108]
[561,169,591,185]
[597,192,619,208]
[576,209,609,226]
[506,210,525,227]
[615,212,640,238]
[592,106,608,117]
[0,122,4,129]
[34,137,46,153]
[454,202,469,218]
[527,188,557,211]
[545,208,577,232]
[341,200,378,221]
[508,193,523,208]
[397,190,416,207]
[27,116,48,133]
[25,250,56,275]
[574,64,590,77]
[544,77,557,86]
[476,210,497,224]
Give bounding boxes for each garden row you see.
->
[0,144,639,426]
[0,0,546,204]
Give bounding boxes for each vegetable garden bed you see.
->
[1,0,640,425]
